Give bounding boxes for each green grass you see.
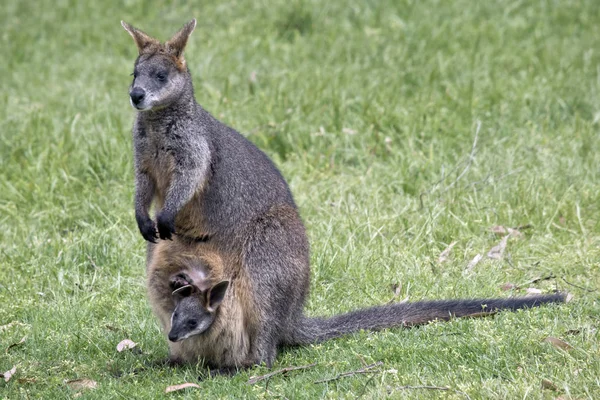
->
[1,0,599,398]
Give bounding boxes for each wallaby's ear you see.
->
[172,284,197,300]
[121,20,159,54]
[165,19,197,64]
[206,280,229,312]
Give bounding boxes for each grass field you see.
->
[1,0,600,398]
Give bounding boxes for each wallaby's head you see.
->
[168,280,229,342]
[121,19,196,112]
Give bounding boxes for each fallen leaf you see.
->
[565,293,574,303]
[390,283,402,297]
[490,226,507,236]
[487,236,508,260]
[526,288,542,295]
[544,337,573,351]
[564,329,581,335]
[516,366,524,374]
[464,254,483,272]
[6,336,26,352]
[165,383,201,393]
[558,216,566,226]
[342,128,356,135]
[500,282,519,291]
[437,241,457,264]
[1,366,16,382]
[514,224,533,231]
[541,378,559,391]
[17,377,36,384]
[506,228,523,238]
[66,378,98,391]
[116,339,137,352]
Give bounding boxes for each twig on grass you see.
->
[561,277,597,293]
[313,361,383,384]
[388,385,472,400]
[247,363,317,385]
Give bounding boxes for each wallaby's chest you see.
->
[138,124,176,195]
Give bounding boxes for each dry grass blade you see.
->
[248,363,317,385]
[437,241,457,264]
[314,361,383,384]
[165,383,201,393]
[388,384,472,400]
[1,366,17,382]
[487,236,508,260]
[464,254,483,273]
[543,337,573,351]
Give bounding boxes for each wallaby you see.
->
[123,19,311,368]
[127,20,566,371]
[148,237,566,373]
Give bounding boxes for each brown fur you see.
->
[147,238,259,368]
[121,20,192,71]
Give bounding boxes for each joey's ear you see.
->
[172,284,197,300]
[206,280,229,312]
[121,20,159,54]
[165,19,197,64]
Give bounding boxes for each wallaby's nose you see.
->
[130,88,145,106]
[168,332,179,342]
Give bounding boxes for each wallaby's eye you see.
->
[188,319,198,328]
[156,71,167,82]
[173,312,178,318]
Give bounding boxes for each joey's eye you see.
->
[156,72,167,82]
[188,320,198,328]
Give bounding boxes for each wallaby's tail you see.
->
[287,294,566,345]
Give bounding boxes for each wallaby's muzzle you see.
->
[130,87,146,107]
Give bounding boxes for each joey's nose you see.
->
[130,88,145,105]
[168,332,178,342]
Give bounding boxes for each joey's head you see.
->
[121,19,196,112]
[168,281,229,342]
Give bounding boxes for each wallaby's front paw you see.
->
[157,211,175,240]
[169,273,191,291]
[136,215,158,243]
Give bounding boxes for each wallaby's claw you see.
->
[137,216,158,243]
[169,273,191,290]
[157,211,176,240]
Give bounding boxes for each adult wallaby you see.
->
[122,20,311,367]
[148,237,565,373]
[125,20,566,371]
